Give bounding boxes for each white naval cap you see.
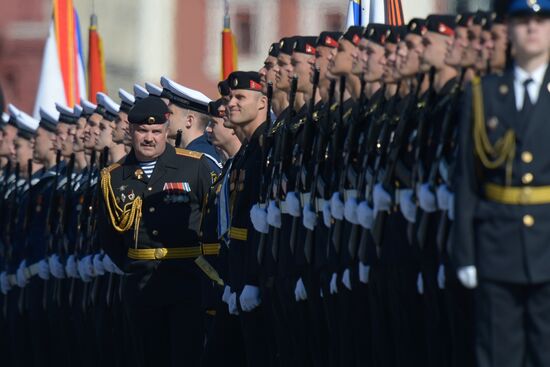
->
[80,98,97,117]
[55,102,78,124]
[133,84,149,101]
[160,76,211,114]
[145,82,163,97]
[96,92,120,121]
[118,88,135,113]
[38,107,60,133]
[73,104,83,118]
[12,105,39,140]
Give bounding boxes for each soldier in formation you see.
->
[0,1,547,366]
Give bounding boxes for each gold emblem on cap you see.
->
[456,14,462,23]
[369,28,375,36]
[269,45,274,53]
[487,116,499,130]
[410,22,417,30]
[499,84,509,95]
[233,78,239,87]
[279,40,285,48]
[148,116,156,124]
[293,41,298,50]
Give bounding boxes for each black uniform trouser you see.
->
[476,279,550,367]
[70,279,97,367]
[238,303,275,367]
[201,298,246,367]
[303,266,329,367]
[8,287,33,367]
[122,272,204,367]
[320,270,340,367]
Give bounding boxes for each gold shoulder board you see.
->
[176,148,203,159]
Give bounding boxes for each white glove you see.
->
[302,203,317,231]
[457,266,478,289]
[222,285,232,304]
[0,272,11,295]
[294,278,308,302]
[398,189,417,223]
[342,268,352,291]
[357,201,373,229]
[330,192,345,220]
[38,259,50,280]
[417,183,437,213]
[267,201,282,228]
[320,288,324,298]
[250,203,269,234]
[359,262,370,284]
[93,254,105,276]
[417,272,424,294]
[344,197,358,224]
[239,285,261,312]
[78,257,93,282]
[373,184,392,213]
[437,264,446,289]
[49,254,65,279]
[228,292,239,315]
[436,185,451,211]
[102,254,115,273]
[329,272,338,295]
[448,193,455,221]
[322,201,332,228]
[16,260,29,288]
[285,192,301,218]
[65,255,78,278]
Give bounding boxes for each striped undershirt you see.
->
[138,160,157,178]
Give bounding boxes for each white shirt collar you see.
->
[513,63,548,109]
[514,63,548,86]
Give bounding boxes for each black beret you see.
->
[407,18,428,36]
[268,42,280,57]
[208,99,224,118]
[456,12,475,27]
[316,31,342,48]
[426,14,457,37]
[342,26,364,46]
[293,36,317,55]
[128,96,170,125]
[228,71,264,93]
[364,23,391,46]
[218,80,230,97]
[387,26,408,44]
[279,37,297,55]
[473,11,491,28]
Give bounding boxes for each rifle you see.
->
[42,151,62,310]
[270,76,298,261]
[175,129,183,148]
[335,76,367,260]
[256,82,273,265]
[328,75,347,255]
[371,76,423,247]
[1,162,13,318]
[53,154,75,306]
[414,69,462,248]
[303,80,336,263]
[69,150,96,307]
[88,147,109,308]
[289,69,320,256]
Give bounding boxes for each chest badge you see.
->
[499,84,509,95]
[134,169,144,180]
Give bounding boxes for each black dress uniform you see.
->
[454,3,550,366]
[98,96,215,367]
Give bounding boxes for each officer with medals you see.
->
[454,1,550,366]
[98,96,215,367]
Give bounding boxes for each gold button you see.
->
[149,207,156,213]
[522,173,534,184]
[522,151,533,163]
[154,248,167,259]
[152,230,159,236]
[148,187,153,191]
[523,215,535,227]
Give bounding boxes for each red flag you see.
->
[221,0,238,80]
[87,14,106,103]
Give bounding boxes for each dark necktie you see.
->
[522,78,534,114]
